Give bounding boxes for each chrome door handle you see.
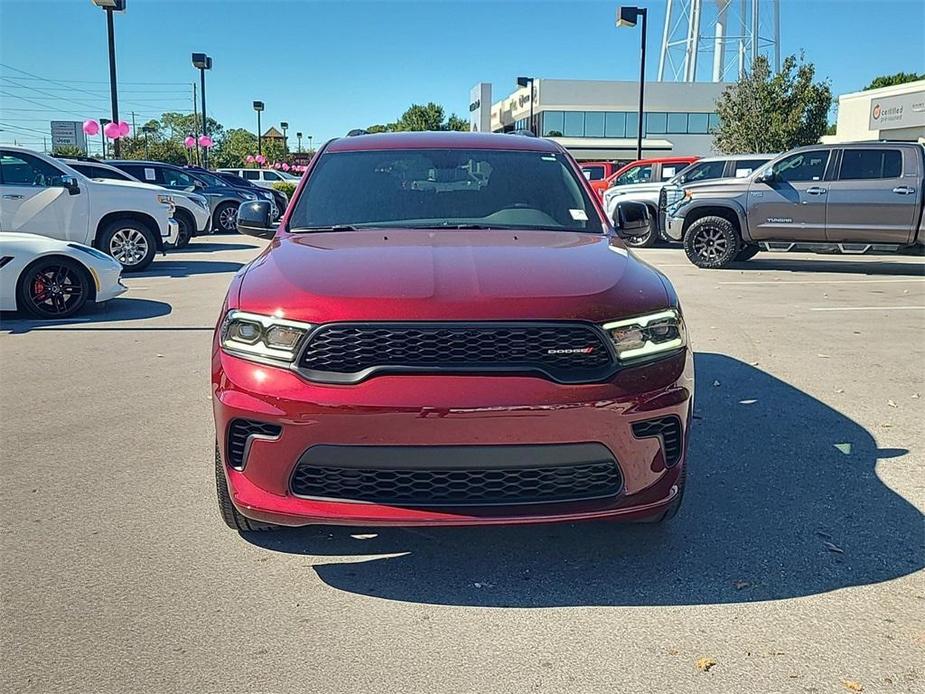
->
[892,186,916,195]
[805,187,827,195]
[2,194,24,199]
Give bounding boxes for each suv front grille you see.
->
[632,416,683,467]
[290,460,623,507]
[297,322,615,384]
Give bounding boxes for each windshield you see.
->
[289,148,603,233]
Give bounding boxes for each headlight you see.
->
[156,193,176,214]
[602,309,686,362]
[220,310,312,364]
[242,192,258,201]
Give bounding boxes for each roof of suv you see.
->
[694,153,776,162]
[326,131,560,153]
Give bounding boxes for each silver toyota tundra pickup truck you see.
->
[663,141,925,268]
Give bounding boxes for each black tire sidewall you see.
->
[100,219,157,272]
[174,210,194,248]
[17,256,90,319]
[683,216,741,268]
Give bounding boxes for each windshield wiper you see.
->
[289,225,362,233]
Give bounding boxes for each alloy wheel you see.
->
[219,205,238,231]
[27,264,85,316]
[690,225,728,261]
[109,227,150,266]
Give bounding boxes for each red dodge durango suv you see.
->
[212,131,693,530]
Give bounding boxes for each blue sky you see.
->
[1,0,923,149]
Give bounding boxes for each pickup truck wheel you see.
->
[684,216,741,268]
[214,202,239,233]
[734,245,760,261]
[17,257,90,319]
[214,443,279,532]
[174,210,194,248]
[100,219,157,272]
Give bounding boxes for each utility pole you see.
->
[192,82,200,166]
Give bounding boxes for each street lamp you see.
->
[192,52,212,167]
[280,121,288,151]
[516,76,535,134]
[307,135,313,152]
[253,100,264,155]
[296,131,302,153]
[617,5,648,160]
[91,0,126,157]
[141,123,155,158]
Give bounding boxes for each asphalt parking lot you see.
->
[1,235,923,694]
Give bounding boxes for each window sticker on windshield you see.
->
[570,209,588,221]
[144,168,155,181]
[541,155,557,161]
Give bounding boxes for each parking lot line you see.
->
[720,278,925,285]
[809,306,925,311]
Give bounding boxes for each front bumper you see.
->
[191,205,212,234]
[162,218,180,247]
[665,213,685,242]
[212,346,694,527]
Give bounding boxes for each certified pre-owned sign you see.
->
[869,88,925,131]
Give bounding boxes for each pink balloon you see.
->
[198,134,213,148]
[82,119,99,136]
[281,163,290,171]
[118,121,130,137]
[184,135,196,149]
[245,154,255,163]
[255,155,266,165]
[103,121,122,139]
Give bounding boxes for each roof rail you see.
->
[346,129,369,137]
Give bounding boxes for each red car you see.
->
[587,156,700,201]
[213,131,693,530]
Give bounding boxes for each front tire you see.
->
[683,215,741,268]
[174,210,194,248]
[99,219,157,272]
[215,444,279,532]
[213,202,239,234]
[17,257,90,319]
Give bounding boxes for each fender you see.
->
[677,198,751,241]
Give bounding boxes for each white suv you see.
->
[217,167,301,190]
[0,147,178,271]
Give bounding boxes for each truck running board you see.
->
[758,242,903,255]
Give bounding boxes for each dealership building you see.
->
[823,79,925,144]
[470,79,726,161]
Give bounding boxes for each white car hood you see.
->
[89,178,166,193]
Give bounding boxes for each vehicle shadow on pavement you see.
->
[137,260,244,278]
[244,353,924,607]
[0,297,172,334]
[726,257,925,276]
[171,242,258,253]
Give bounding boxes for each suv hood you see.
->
[89,178,165,194]
[683,175,752,193]
[237,230,669,323]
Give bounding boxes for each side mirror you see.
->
[614,201,650,239]
[236,200,276,239]
[755,169,776,184]
[59,175,80,195]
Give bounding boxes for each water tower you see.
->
[657,0,781,82]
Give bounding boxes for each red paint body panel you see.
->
[214,132,693,528]
[589,156,700,200]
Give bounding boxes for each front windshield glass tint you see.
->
[289,148,603,233]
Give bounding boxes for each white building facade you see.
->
[825,80,925,144]
[478,78,727,160]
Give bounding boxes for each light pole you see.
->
[617,5,648,160]
[253,101,264,155]
[100,117,111,158]
[141,124,155,158]
[280,121,288,152]
[516,76,535,134]
[91,0,126,157]
[192,52,212,167]
[307,135,313,152]
[296,131,302,153]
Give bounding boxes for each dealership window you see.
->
[604,112,625,138]
[708,113,721,131]
[645,112,667,134]
[625,112,639,138]
[667,113,688,134]
[563,111,585,137]
[542,111,564,136]
[584,112,605,137]
[687,113,710,134]
[839,149,903,180]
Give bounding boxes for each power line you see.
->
[0,71,189,86]
[0,121,50,134]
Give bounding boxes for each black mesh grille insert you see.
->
[632,416,683,467]
[227,419,282,470]
[297,323,614,384]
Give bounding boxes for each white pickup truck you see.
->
[0,146,178,271]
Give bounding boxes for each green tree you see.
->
[864,72,924,91]
[366,123,393,133]
[52,144,83,158]
[445,114,470,132]
[158,112,224,142]
[713,54,832,154]
[395,103,446,131]
[211,128,258,168]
